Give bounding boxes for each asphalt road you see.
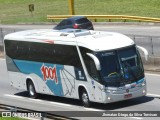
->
[1,23,160,36]
[0,58,160,120]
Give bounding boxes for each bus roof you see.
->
[4,29,135,51]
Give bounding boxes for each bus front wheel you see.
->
[81,89,91,107]
[27,81,37,99]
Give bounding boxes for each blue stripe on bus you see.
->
[13,59,64,96]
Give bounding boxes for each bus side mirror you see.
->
[86,53,101,71]
[137,46,149,61]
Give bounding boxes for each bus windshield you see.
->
[95,46,144,87]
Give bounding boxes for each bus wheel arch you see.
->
[78,86,91,107]
[26,78,37,99]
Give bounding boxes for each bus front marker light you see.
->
[142,82,146,86]
[142,79,146,86]
[107,97,111,100]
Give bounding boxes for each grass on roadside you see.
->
[0,0,160,24]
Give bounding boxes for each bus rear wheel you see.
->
[27,81,37,99]
[81,89,91,107]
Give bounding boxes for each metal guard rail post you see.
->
[47,15,160,22]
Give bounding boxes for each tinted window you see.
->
[80,47,100,81]
[66,20,72,25]
[5,40,82,69]
[58,20,66,26]
[76,18,90,24]
[96,51,120,78]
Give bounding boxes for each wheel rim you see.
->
[82,92,89,104]
[29,84,34,96]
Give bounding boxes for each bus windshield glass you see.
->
[95,46,144,87]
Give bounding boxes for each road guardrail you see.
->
[47,15,160,22]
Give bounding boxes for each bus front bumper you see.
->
[102,86,147,104]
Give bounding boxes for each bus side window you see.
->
[5,40,87,81]
[49,44,87,81]
[80,47,100,82]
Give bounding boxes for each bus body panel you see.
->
[7,58,89,99]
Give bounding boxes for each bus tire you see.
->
[81,89,91,107]
[27,80,37,99]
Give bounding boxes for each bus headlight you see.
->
[107,97,111,100]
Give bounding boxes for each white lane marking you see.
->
[130,117,143,120]
[4,94,106,111]
[22,117,39,120]
[4,94,25,99]
[4,94,104,111]
[48,101,72,107]
[84,107,103,111]
[147,93,160,98]
[145,73,160,77]
[29,99,43,102]
[4,94,71,107]
[0,58,5,61]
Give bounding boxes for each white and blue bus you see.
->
[4,29,148,107]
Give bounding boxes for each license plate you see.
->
[124,94,132,98]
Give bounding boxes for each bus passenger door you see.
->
[83,53,103,102]
[90,79,103,102]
